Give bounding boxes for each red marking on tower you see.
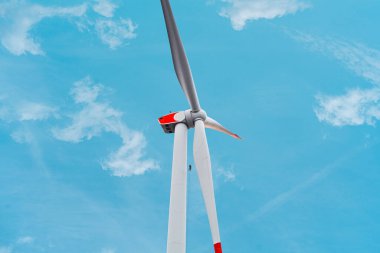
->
[214,242,222,253]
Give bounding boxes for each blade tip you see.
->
[233,133,242,140]
[214,242,222,253]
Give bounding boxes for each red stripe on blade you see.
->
[214,242,222,253]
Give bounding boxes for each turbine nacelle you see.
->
[158,110,241,139]
[158,109,205,132]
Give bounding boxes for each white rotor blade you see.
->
[167,123,188,253]
[193,120,223,253]
[205,117,241,140]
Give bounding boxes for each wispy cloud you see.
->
[93,0,118,18]
[101,248,115,253]
[0,0,137,55]
[0,95,57,144]
[248,145,363,222]
[95,18,137,49]
[293,33,380,85]
[16,236,34,245]
[0,1,87,55]
[11,128,33,144]
[219,0,310,30]
[250,164,332,221]
[17,102,58,121]
[53,77,158,177]
[0,98,57,123]
[0,247,12,253]
[292,32,380,126]
[217,165,236,182]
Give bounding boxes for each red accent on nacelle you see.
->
[214,242,222,253]
[158,112,177,125]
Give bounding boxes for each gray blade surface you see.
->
[161,0,201,112]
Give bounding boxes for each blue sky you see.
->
[1,0,380,252]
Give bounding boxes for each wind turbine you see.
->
[158,1,241,253]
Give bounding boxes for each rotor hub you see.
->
[184,109,207,128]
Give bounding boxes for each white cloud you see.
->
[95,18,137,49]
[53,77,158,177]
[102,130,158,177]
[93,0,118,18]
[0,247,12,253]
[315,88,380,126]
[292,33,380,126]
[0,0,137,54]
[0,1,87,55]
[17,236,34,244]
[71,79,103,104]
[219,0,310,30]
[18,102,57,121]
[217,166,236,182]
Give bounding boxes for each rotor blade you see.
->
[193,120,223,253]
[167,123,188,253]
[160,0,201,112]
[205,117,241,140]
